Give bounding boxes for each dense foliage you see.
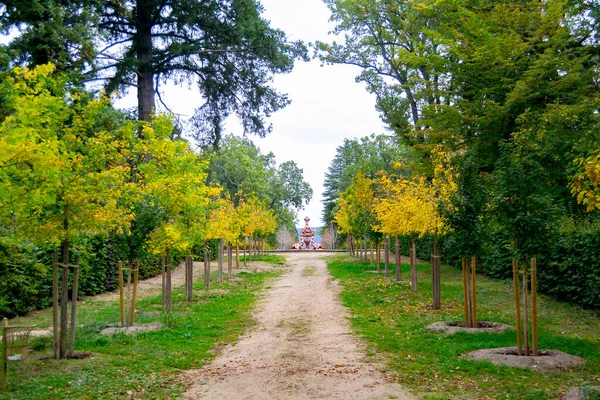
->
[321,0,600,311]
[1,0,306,144]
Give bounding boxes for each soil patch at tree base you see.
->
[561,386,600,400]
[427,320,511,334]
[463,347,584,371]
[100,322,164,335]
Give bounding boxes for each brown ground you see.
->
[182,252,415,400]
[464,347,585,372]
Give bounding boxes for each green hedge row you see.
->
[0,235,226,319]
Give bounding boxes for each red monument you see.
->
[292,217,323,250]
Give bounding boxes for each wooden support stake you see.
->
[522,260,530,356]
[52,253,59,360]
[410,236,417,292]
[376,240,381,271]
[463,258,471,328]
[118,261,125,327]
[243,237,247,267]
[218,240,224,284]
[531,258,538,356]
[432,238,441,310]
[227,242,233,278]
[185,256,193,302]
[161,256,166,309]
[125,261,132,328]
[471,257,477,328]
[2,318,7,390]
[130,261,139,325]
[165,249,172,311]
[59,239,69,359]
[68,258,80,357]
[204,244,210,291]
[384,235,390,277]
[513,259,523,355]
[395,237,401,282]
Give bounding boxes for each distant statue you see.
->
[292,217,324,251]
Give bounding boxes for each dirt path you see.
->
[182,252,415,400]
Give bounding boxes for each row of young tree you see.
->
[0,64,310,358]
[321,0,600,312]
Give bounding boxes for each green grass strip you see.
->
[3,268,283,399]
[328,258,600,400]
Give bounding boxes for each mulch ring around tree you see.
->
[426,320,512,334]
[463,347,585,372]
[560,385,600,400]
[100,322,164,335]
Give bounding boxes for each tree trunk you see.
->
[243,237,247,267]
[135,0,155,124]
[235,242,240,270]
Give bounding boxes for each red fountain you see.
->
[292,217,323,250]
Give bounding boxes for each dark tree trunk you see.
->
[135,0,155,124]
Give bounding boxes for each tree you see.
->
[316,0,451,143]
[138,118,220,307]
[275,227,294,250]
[0,0,97,83]
[95,0,306,142]
[208,134,312,236]
[322,134,413,226]
[320,223,338,250]
[0,64,136,358]
[572,148,600,212]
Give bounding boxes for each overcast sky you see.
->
[120,0,387,228]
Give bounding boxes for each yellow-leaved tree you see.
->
[374,148,456,304]
[333,172,380,265]
[138,117,220,308]
[207,194,241,280]
[572,149,600,212]
[238,196,276,262]
[0,64,137,359]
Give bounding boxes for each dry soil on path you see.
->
[182,252,415,400]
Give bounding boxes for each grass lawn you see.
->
[2,257,285,399]
[327,256,600,399]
